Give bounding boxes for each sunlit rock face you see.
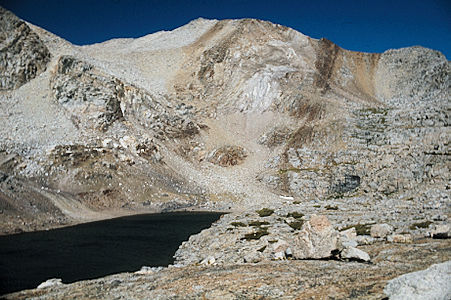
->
[0,7,449,237]
[0,5,450,299]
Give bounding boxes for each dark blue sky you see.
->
[1,0,450,58]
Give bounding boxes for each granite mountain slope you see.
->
[0,7,448,234]
[0,6,450,298]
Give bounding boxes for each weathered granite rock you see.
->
[135,266,164,275]
[387,234,413,244]
[174,213,346,265]
[200,256,216,266]
[356,235,376,245]
[37,278,63,289]
[384,261,451,300]
[340,246,371,262]
[293,215,339,259]
[370,223,394,238]
[429,224,450,239]
[0,7,50,90]
[376,47,450,101]
[338,227,358,248]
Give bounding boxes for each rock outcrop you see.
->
[174,213,369,265]
[0,7,50,90]
[384,260,451,300]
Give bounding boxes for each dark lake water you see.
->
[0,212,222,295]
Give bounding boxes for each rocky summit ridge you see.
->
[0,6,450,299]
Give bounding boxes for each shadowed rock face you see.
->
[0,7,50,90]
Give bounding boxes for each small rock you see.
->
[384,261,451,300]
[200,256,216,266]
[135,266,163,274]
[432,214,447,221]
[429,224,450,239]
[273,251,285,260]
[272,239,289,253]
[110,280,122,288]
[285,247,293,257]
[37,278,63,289]
[340,246,370,262]
[243,251,264,263]
[102,138,113,148]
[119,135,137,150]
[339,227,358,248]
[370,223,394,238]
[387,234,413,243]
[356,235,375,245]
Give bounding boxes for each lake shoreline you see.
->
[0,211,224,295]
[0,205,231,237]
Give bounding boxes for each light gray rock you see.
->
[135,266,163,274]
[340,246,370,262]
[387,234,413,244]
[338,227,358,248]
[384,261,451,300]
[285,247,293,257]
[356,235,376,245]
[429,224,450,239]
[370,223,394,238]
[273,251,285,260]
[243,251,264,263]
[37,278,63,289]
[272,239,289,253]
[292,215,339,259]
[200,256,216,266]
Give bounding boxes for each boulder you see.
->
[119,135,137,150]
[356,235,375,245]
[387,234,413,243]
[200,256,216,266]
[208,146,247,167]
[338,227,358,248]
[135,266,163,274]
[292,215,338,259]
[384,261,451,300]
[272,239,289,253]
[285,247,293,257]
[243,251,264,263]
[370,223,394,238]
[340,246,370,262]
[102,138,114,149]
[37,278,63,289]
[429,224,450,239]
[273,251,285,260]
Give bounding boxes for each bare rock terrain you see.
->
[0,6,450,299]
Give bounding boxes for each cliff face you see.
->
[0,7,50,90]
[0,10,449,234]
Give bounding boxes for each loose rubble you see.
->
[174,213,372,265]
